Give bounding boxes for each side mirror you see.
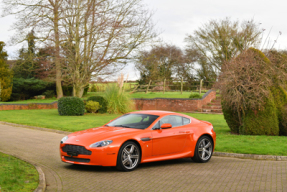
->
[161,123,172,129]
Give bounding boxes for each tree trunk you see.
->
[73,84,84,98]
[54,1,63,99]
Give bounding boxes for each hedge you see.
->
[58,97,85,116]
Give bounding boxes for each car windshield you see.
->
[107,114,159,129]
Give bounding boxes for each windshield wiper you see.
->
[114,125,131,128]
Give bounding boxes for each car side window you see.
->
[183,117,191,125]
[152,121,160,129]
[159,115,183,128]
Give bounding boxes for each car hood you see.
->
[65,126,142,146]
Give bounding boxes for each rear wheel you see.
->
[116,141,141,171]
[192,136,213,163]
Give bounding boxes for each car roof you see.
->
[130,110,180,116]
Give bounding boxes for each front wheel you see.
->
[116,141,141,171]
[192,136,213,163]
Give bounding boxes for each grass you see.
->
[0,109,287,156]
[87,91,206,99]
[0,152,39,192]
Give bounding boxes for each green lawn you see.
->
[0,152,39,192]
[0,109,286,156]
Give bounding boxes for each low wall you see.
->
[0,90,216,112]
[0,102,58,111]
[134,90,216,112]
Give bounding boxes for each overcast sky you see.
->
[1,0,286,80]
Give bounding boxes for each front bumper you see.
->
[60,143,118,166]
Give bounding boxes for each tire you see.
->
[192,136,213,163]
[116,141,141,171]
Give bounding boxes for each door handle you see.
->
[141,137,152,141]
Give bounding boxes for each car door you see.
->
[151,115,187,156]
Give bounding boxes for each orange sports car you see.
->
[60,110,216,171]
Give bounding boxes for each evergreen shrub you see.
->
[87,96,108,113]
[58,97,85,116]
[85,101,101,113]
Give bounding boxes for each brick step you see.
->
[210,101,221,104]
[202,108,223,113]
[202,105,222,109]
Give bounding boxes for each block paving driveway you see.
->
[0,123,287,192]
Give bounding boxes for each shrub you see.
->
[221,101,241,134]
[104,84,134,114]
[58,97,85,116]
[10,78,49,101]
[219,48,287,136]
[43,90,55,98]
[85,101,101,113]
[87,96,108,113]
[90,84,97,92]
[189,93,201,99]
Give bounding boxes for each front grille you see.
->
[62,145,92,155]
[64,156,90,163]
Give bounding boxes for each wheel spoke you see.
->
[122,158,129,165]
[129,159,133,167]
[202,140,206,147]
[206,150,211,156]
[123,148,130,155]
[130,155,139,159]
[130,145,134,153]
[198,148,203,152]
[201,151,205,159]
[204,142,211,149]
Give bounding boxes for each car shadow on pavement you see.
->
[63,158,194,172]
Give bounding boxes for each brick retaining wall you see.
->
[0,102,58,111]
[0,90,216,112]
[134,90,216,112]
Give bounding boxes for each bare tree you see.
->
[2,0,64,98]
[60,0,156,97]
[135,44,188,84]
[185,18,262,77]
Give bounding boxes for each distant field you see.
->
[90,82,138,92]
[87,91,204,99]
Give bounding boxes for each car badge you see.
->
[76,140,79,142]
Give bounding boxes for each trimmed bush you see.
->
[58,97,85,116]
[87,96,108,113]
[243,97,279,135]
[85,101,101,113]
[221,101,241,134]
[189,93,201,99]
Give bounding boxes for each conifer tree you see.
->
[0,41,13,101]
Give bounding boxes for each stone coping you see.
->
[0,149,46,192]
[213,152,287,161]
[1,121,286,162]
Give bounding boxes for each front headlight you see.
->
[61,136,69,144]
[89,140,113,148]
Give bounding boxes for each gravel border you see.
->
[1,121,287,162]
[0,150,46,192]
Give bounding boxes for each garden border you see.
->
[1,121,287,162]
[0,149,46,192]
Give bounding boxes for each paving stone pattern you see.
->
[0,124,286,192]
